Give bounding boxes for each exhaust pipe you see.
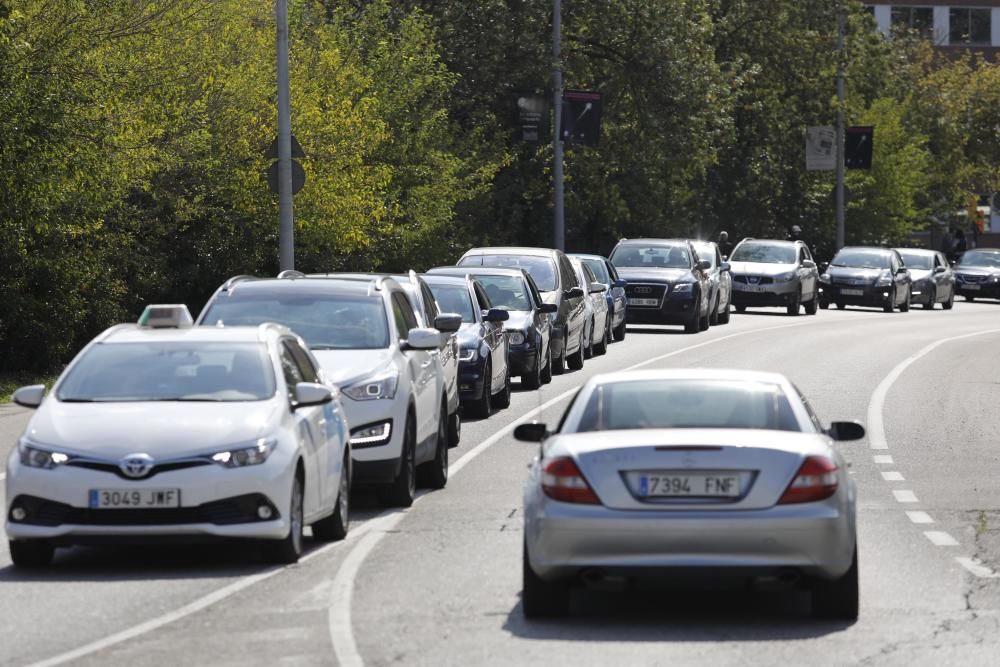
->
[752,568,801,591]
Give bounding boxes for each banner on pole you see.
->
[806,126,836,171]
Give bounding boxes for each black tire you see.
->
[804,295,818,315]
[263,474,305,564]
[540,347,553,384]
[470,361,492,418]
[965,295,975,302]
[313,453,350,542]
[9,539,54,568]
[377,416,416,507]
[735,304,747,313]
[899,289,911,312]
[552,331,567,375]
[594,320,609,355]
[883,289,895,313]
[923,286,936,310]
[786,291,801,316]
[698,308,710,331]
[819,300,830,310]
[522,350,543,390]
[811,547,859,621]
[718,298,731,324]
[447,409,461,447]
[612,316,627,341]
[943,289,955,310]
[418,400,449,489]
[709,294,720,326]
[567,331,585,370]
[684,311,700,334]
[836,301,846,310]
[522,541,570,618]
[494,368,511,409]
[583,320,594,359]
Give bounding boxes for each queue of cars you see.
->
[6,240,997,570]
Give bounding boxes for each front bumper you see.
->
[956,282,1000,299]
[819,283,893,307]
[508,344,538,376]
[458,357,488,401]
[342,395,407,470]
[524,497,855,582]
[730,281,799,307]
[625,295,698,326]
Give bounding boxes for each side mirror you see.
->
[827,421,866,442]
[895,267,908,275]
[538,303,558,314]
[819,262,830,272]
[484,308,510,323]
[612,279,628,288]
[433,313,462,333]
[696,259,711,271]
[13,384,46,409]
[719,262,731,273]
[933,266,946,274]
[802,259,816,269]
[589,281,606,294]
[403,327,442,350]
[514,422,549,442]
[293,382,333,408]
[565,286,584,299]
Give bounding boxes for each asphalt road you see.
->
[3,302,1000,666]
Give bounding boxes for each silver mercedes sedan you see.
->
[516,369,865,620]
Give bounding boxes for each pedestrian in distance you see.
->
[941,228,954,257]
[953,228,967,262]
[717,231,734,259]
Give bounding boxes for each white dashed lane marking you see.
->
[881,471,905,481]
[893,490,919,503]
[906,511,934,524]
[957,557,1000,578]
[924,531,959,547]
[873,455,893,464]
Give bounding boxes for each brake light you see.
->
[541,457,601,505]
[778,456,838,504]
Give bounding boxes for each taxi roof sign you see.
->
[138,304,193,329]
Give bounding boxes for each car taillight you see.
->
[778,455,839,504]
[541,457,601,505]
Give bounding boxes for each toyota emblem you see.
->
[119,453,155,478]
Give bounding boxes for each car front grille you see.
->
[8,494,278,527]
[66,460,211,480]
[625,284,668,298]
[957,274,987,284]
[733,276,774,285]
[832,277,872,286]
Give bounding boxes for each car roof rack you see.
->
[222,275,257,291]
[277,269,306,280]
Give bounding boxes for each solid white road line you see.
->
[893,490,919,503]
[881,471,905,481]
[906,511,934,524]
[328,532,384,667]
[956,557,1000,579]
[924,531,959,547]
[873,455,894,464]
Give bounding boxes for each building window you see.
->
[891,7,934,39]
[949,8,991,45]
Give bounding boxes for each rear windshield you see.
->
[57,342,275,402]
[458,254,557,292]
[200,294,389,350]
[580,258,610,283]
[729,243,795,265]
[571,380,800,432]
[427,284,476,322]
[958,250,1000,269]
[610,245,691,269]
[898,251,933,269]
[475,275,531,311]
[830,249,891,269]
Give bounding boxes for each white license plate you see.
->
[964,284,981,290]
[89,489,181,509]
[628,298,659,307]
[637,473,741,498]
[840,288,864,296]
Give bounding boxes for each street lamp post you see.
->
[552,0,565,252]
[276,0,294,271]
[835,0,846,251]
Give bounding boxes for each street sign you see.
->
[515,95,549,143]
[806,126,836,171]
[265,134,306,160]
[561,90,601,147]
[266,159,306,195]
[845,126,873,169]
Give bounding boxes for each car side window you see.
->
[606,261,619,281]
[525,275,543,307]
[581,263,596,285]
[792,384,823,432]
[890,253,900,272]
[715,247,723,266]
[934,253,942,268]
[284,340,319,384]
[390,292,417,338]
[473,283,491,311]
[420,283,439,325]
[559,256,577,289]
[279,344,305,401]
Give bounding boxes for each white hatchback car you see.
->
[5,305,351,567]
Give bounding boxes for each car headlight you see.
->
[819,273,831,283]
[507,331,526,345]
[672,282,693,293]
[876,270,893,286]
[350,421,392,447]
[343,370,399,401]
[19,439,69,469]
[774,272,797,283]
[459,347,478,362]
[211,438,276,468]
[991,275,1000,283]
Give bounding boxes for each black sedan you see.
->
[427,267,556,389]
[895,248,955,310]
[608,238,712,333]
[954,248,1000,302]
[818,247,911,312]
[423,274,511,418]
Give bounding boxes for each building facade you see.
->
[865,2,1000,59]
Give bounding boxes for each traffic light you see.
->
[844,126,873,169]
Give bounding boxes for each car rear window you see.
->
[458,255,558,292]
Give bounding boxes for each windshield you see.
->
[427,284,476,322]
[475,276,531,311]
[958,250,1000,269]
[572,379,800,432]
[200,294,389,350]
[610,244,691,269]
[831,249,891,269]
[57,342,275,402]
[692,243,717,268]
[458,254,557,291]
[580,258,610,283]
[898,251,933,270]
[729,242,795,265]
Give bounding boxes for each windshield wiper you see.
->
[59,398,97,403]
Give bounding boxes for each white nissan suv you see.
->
[198,274,454,507]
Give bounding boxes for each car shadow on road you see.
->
[503,585,853,642]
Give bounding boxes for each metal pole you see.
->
[835,0,846,251]
[276,0,294,270]
[552,0,565,252]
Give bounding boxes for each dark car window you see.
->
[580,257,610,284]
[729,243,796,265]
[524,274,544,307]
[428,284,476,322]
[830,249,891,269]
[559,255,578,288]
[473,282,492,311]
[391,292,418,337]
[899,251,933,270]
[283,339,319,384]
[420,283,439,325]
[458,254,558,291]
[610,244,692,269]
[477,275,532,310]
[958,250,1000,268]
[279,345,305,401]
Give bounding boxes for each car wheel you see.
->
[943,289,955,310]
[522,349,543,389]
[540,347,553,384]
[313,453,350,542]
[709,294,720,326]
[612,316,626,341]
[836,301,846,310]
[811,546,859,620]
[552,331,567,375]
[494,368,511,409]
[735,304,747,313]
[819,299,830,310]
[923,286,936,310]
[470,361,492,418]
[522,541,570,618]
[718,298,731,324]
[447,409,461,447]
[883,289,895,313]
[583,319,594,359]
[698,307,710,331]
[377,415,416,507]
[684,310,700,334]
[594,320,608,355]
[9,539,54,568]
[804,294,818,315]
[899,289,911,312]
[965,295,974,302]
[263,474,305,563]
[567,331,585,370]
[418,399,449,489]
[786,290,801,316]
